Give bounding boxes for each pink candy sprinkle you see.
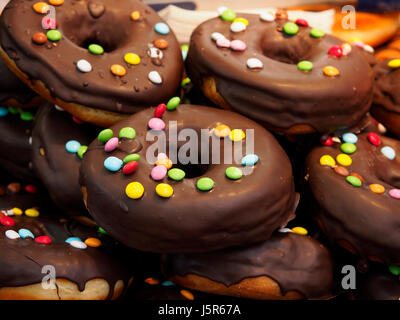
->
[295,19,308,27]
[230,40,246,51]
[157,153,168,160]
[148,117,166,131]
[216,38,231,48]
[104,137,119,152]
[389,189,400,199]
[151,165,167,180]
[42,17,57,30]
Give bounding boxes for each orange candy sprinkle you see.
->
[49,0,64,5]
[323,66,340,77]
[131,11,141,21]
[155,158,173,169]
[84,237,101,247]
[154,39,168,49]
[214,124,231,138]
[180,289,194,300]
[144,277,159,285]
[33,2,49,14]
[110,64,127,76]
[350,172,364,183]
[369,184,385,194]
[32,32,47,45]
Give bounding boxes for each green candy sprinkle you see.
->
[88,44,104,55]
[346,176,362,187]
[340,143,357,154]
[98,129,113,143]
[225,167,243,180]
[388,265,400,276]
[181,44,189,60]
[181,77,191,87]
[77,145,88,159]
[46,29,62,41]
[168,168,185,181]
[123,153,140,164]
[119,127,136,139]
[297,60,313,71]
[8,106,19,114]
[98,227,107,235]
[283,22,299,35]
[20,111,34,121]
[196,177,214,191]
[166,97,180,111]
[310,28,325,38]
[221,9,236,22]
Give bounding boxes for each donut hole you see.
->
[174,158,210,179]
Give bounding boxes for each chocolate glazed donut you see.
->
[186,12,373,134]
[305,132,400,265]
[0,0,184,127]
[162,232,334,300]
[0,183,133,300]
[80,104,298,253]
[32,103,98,217]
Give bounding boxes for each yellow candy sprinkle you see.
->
[319,155,336,167]
[125,182,144,199]
[84,237,101,247]
[388,59,400,69]
[49,0,64,5]
[233,17,248,26]
[214,124,231,138]
[13,207,23,215]
[131,11,141,21]
[25,208,39,217]
[124,53,141,65]
[292,227,308,235]
[349,37,362,43]
[110,64,127,76]
[156,158,173,170]
[155,183,173,198]
[323,66,340,77]
[369,184,385,194]
[336,153,352,166]
[229,129,245,142]
[32,2,49,14]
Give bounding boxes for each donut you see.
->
[0,179,133,300]
[162,231,334,300]
[186,10,374,134]
[0,0,184,127]
[305,132,400,265]
[371,58,400,138]
[357,268,400,300]
[375,29,400,61]
[32,103,98,217]
[80,103,299,253]
[0,106,36,181]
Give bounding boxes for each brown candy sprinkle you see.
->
[32,32,47,45]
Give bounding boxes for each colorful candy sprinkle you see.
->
[154,39,168,49]
[320,135,334,146]
[381,146,396,160]
[233,18,248,26]
[340,143,357,154]
[33,2,49,14]
[19,229,34,239]
[230,40,246,52]
[123,161,138,175]
[389,189,400,199]
[151,165,167,181]
[154,22,170,35]
[226,167,243,180]
[32,32,47,44]
[25,208,39,217]
[341,43,352,56]
[12,208,23,216]
[369,184,385,194]
[323,66,340,77]
[211,32,225,42]
[111,64,126,76]
[20,111,34,121]
[65,140,81,153]
[368,132,381,146]
[148,117,166,131]
[292,227,308,235]
[336,154,352,166]
[216,38,230,48]
[297,60,313,71]
[260,12,275,22]
[123,153,140,163]
[119,127,136,139]
[85,237,101,247]
[70,240,87,249]
[328,45,343,57]
[104,137,119,152]
[230,21,246,33]
[247,58,263,69]
[167,168,185,181]
[98,129,113,143]
[145,277,159,285]
[334,166,349,176]
[88,44,104,55]
[319,155,335,167]
[295,19,308,27]
[196,177,214,191]
[49,0,64,5]
[77,145,88,159]
[5,230,20,240]
[65,237,81,244]
[310,28,325,38]
[124,52,141,65]
[1,216,15,227]
[104,156,123,172]
[389,265,400,276]
[283,22,299,35]
[162,281,175,287]
[181,44,189,60]
[157,153,168,160]
[76,59,92,73]
[42,17,57,30]
[342,133,358,144]
[229,129,245,142]
[155,183,173,198]
[346,175,362,187]
[46,30,62,41]
[25,185,38,194]
[154,104,166,118]
[350,172,364,183]
[180,289,194,300]
[130,11,141,21]
[387,59,400,69]
[221,9,236,22]
[35,236,51,244]
[167,97,180,111]
[156,158,173,170]
[214,124,231,138]
[148,71,162,84]
[0,107,8,117]
[125,182,144,199]
[275,9,288,20]
[242,154,259,166]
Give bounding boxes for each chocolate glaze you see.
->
[305,133,400,264]
[0,185,132,299]
[358,271,400,300]
[0,0,184,113]
[162,232,334,299]
[80,104,298,253]
[187,13,373,133]
[32,103,98,216]
[0,55,37,105]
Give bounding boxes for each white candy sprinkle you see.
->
[76,59,92,73]
[247,58,263,69]
[54,104,64,111]
[363,44,374,53]
[69,240,87,249]
[332,137,341,144]
[217,6,228,16]
[211,32,225,42]
[230,21,246,33]
[278,228,292,233]
[5,230,20,240]
[28,137,32,145]
[260,12,275,22]
[378,123,387,134]
[148,71,162,84]
[147,46,163,59]
[4,209,14,216]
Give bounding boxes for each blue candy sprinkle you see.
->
[104,156,123,172]
[65,237,81,244]
[0,107,8,117]
[342,133,358,144]
[18,228,34,239]
[65,140,81,153]
[381,146,396,160]
[161,281,176,287]
[242,154,259,166]
[154,22,170,35]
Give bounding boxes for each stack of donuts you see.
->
[0,0,398,301]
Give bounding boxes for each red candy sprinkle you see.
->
[368,132,381,146]
[72,116,84,124]
[1,216,15,227]
[295,19,308,27]
[25,185,37,194]
[35,236,51,245]
[328,45,343,57]
[154,104,166,118]
[320,135,334,146]
[42,17,57,30]
[123,161,138,175]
